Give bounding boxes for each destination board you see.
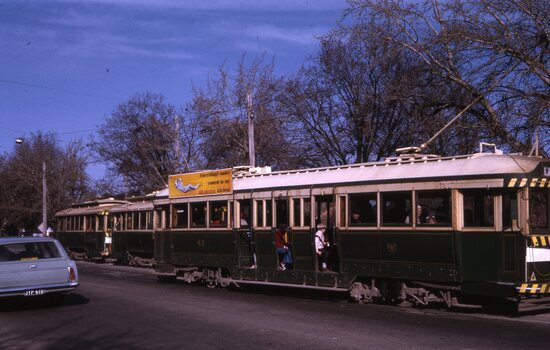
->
[168,169,233,198]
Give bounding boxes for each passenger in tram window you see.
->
[417,206,428,224]
[275,223,292,270]
[351,212,362,224]
[315,224,329,271]
[240,212,249,228]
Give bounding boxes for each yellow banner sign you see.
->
[169,169,233,198]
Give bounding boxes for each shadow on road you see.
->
[0,293,89,312]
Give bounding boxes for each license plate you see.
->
[24,289,46,296]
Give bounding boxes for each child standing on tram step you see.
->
[275,223,292,270]
[315,224,329,271]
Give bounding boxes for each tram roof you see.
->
[109,201,154,212]
[232,153,546,191]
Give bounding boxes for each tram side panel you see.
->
[112,230,155,262]
[340,230,457,283]
[170,230,236,269]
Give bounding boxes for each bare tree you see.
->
[92,92,199,194]
[188,55,310,170]
[284,17,473,166]
[0,132,89,234]
[346,0,550,155]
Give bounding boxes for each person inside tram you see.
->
[314,224,329,271]
[275,223,292,270]
[240,211,249,228]
[351,212,362,224]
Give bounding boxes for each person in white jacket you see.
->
[314,224,329,271]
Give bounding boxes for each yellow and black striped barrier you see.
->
[507,177,550,188]
[518,284,550,294]
[527,235,550,248]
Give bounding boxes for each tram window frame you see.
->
[349,193,377,227]
[85,215,93,231]
[381,192,412,226]
[266,199,273,228]
[209,201,228,228]
[530,188,548,230]
[138,211,146,230]
[126,213,133,230]
[155,207,167,229]
[172,203,189,229]
[462,190,495,228]
[503,190,520,229]
[416,190,452,227]
[146,211,153,230]
[291,198,301,227]
[98,215,105,231]
[239,200,252,228]
[119,214,125,231]
[255,200,264,227]
[254,199,272,227]
[304,198,311,227]
[191,202,207,228]
[132,212,140,230]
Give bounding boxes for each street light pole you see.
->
[42,160,48,235]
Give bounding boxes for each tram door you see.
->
[235,200,256,268]
[315,196,339,271]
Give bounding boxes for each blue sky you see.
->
[0,0,347,179]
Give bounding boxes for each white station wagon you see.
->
[0,237,79,298]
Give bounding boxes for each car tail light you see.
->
[68,267,77,282]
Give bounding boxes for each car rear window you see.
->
[0,242,62,262]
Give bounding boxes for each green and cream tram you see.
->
[154,145,550,310]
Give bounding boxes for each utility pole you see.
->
[174,114,182,172]
[246,91,256,168]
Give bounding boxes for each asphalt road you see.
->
[1,262,550,350]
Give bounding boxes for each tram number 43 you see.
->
[196,239,206,247]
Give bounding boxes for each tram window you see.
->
[146,211,153,230]
[416,190,451,226]
[381,192,411,226]
[292,198,301,226]
[172,203,189,228]
[239,200,251,228]
[133,212,140,230]
[85,215,93,231]
[155,208,165,229]
[530,189,548,229]
[503,191,519,228]
[382,192,412,225]
[210,201,228,227]
[118,214,125,230]
[463,190,494,227]
[276,198,289,227]
[98,215,104,231]
[266,200,273,227]
[304,198,311,227]
[191,202,207,228]
[137,211,145,230]
[256,200,264,227]
[349,194,377,226]
[126,214,133,230]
